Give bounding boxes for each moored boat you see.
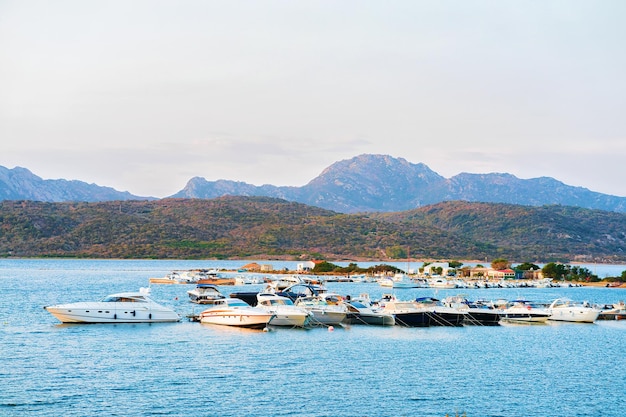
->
[44,287,181,323]
[187,283,226,304]
[547,298,601,323]
[198,298,274,329]
[378,273,420,289]
[343,295,395,326]
[267,275,304,290]
[443,296,501,326]
[597,301,626,320]
[428,277,457,289]
[294,296,347,326]
[414,297,467,326]
[276,283,328,303]
[380,298,429,327]
[256,292,312,327]
[499,300,550,324]
[149,271,199,284]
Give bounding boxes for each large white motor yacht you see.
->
[44,288,181,323]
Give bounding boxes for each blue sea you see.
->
[1,259,625,417]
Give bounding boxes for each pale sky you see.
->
[1,1,625,198]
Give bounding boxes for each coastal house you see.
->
[463,267,490,279]
[423,262,451,276]
[516,269,544,280]
[488,268,516,280]
[296,261,316,272]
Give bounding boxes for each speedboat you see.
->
[256,293,312,327]
[499,300,551,324]
[44,287,181,323]
[187,283,226,304]
[547,298,601,323]
[267,275,304,291]
[428,277,457,289]
[276,283,328,302]
[198,298,274,329]
[380,297,429,327]
[343,295,395,326]
[294,296,346,326]
[195,268,236,286]
[597,301,626,320]
[414,297,467,326]
[378,274,419,289]
[149,271,199,284]
[443,296,501,326]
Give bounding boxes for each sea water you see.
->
[1,259,625,417]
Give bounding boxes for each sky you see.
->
[1,1,625,198]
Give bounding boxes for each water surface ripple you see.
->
[1,259,625,416]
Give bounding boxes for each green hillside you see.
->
[1,197,624,262]
[372,201,626,263]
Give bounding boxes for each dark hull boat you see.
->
[381,299,430,327]
[463,309,502,326]
[344,301,395,326]
[415,297,466,327]
[393,311,430,327]
[442,296,502,326]
[425,310,466,327]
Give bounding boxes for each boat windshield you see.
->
[227,300,250,307]
[271,299,293,306]
[349,301,367,308]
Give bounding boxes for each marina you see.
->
[2,259,625,417]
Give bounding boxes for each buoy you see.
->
[263,327,269,332]
[328,326,334,332]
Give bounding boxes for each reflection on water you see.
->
[1,259,625,417]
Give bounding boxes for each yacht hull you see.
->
[199,312,274,329]
[44,303,180,323]
[392,312,429,327]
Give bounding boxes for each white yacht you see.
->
[294,296,347,326]
[198,298,274,329]
[547,298,601,323]
[256,293,312,327]
[499,300,551,324]
[187,283,226,304]
[428,277,457,289]
[378,273,419,289]
[343,294,395,326]
[44,288,181,323]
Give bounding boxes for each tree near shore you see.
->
[515,262,540,271]
[542,262,599,282]
[491,258,510,270]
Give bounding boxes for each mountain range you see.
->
[2,154,626,213]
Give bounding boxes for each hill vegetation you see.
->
[1,197,625,262]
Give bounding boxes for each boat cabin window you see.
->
[102,296,145,303]
[349,301,367,308]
